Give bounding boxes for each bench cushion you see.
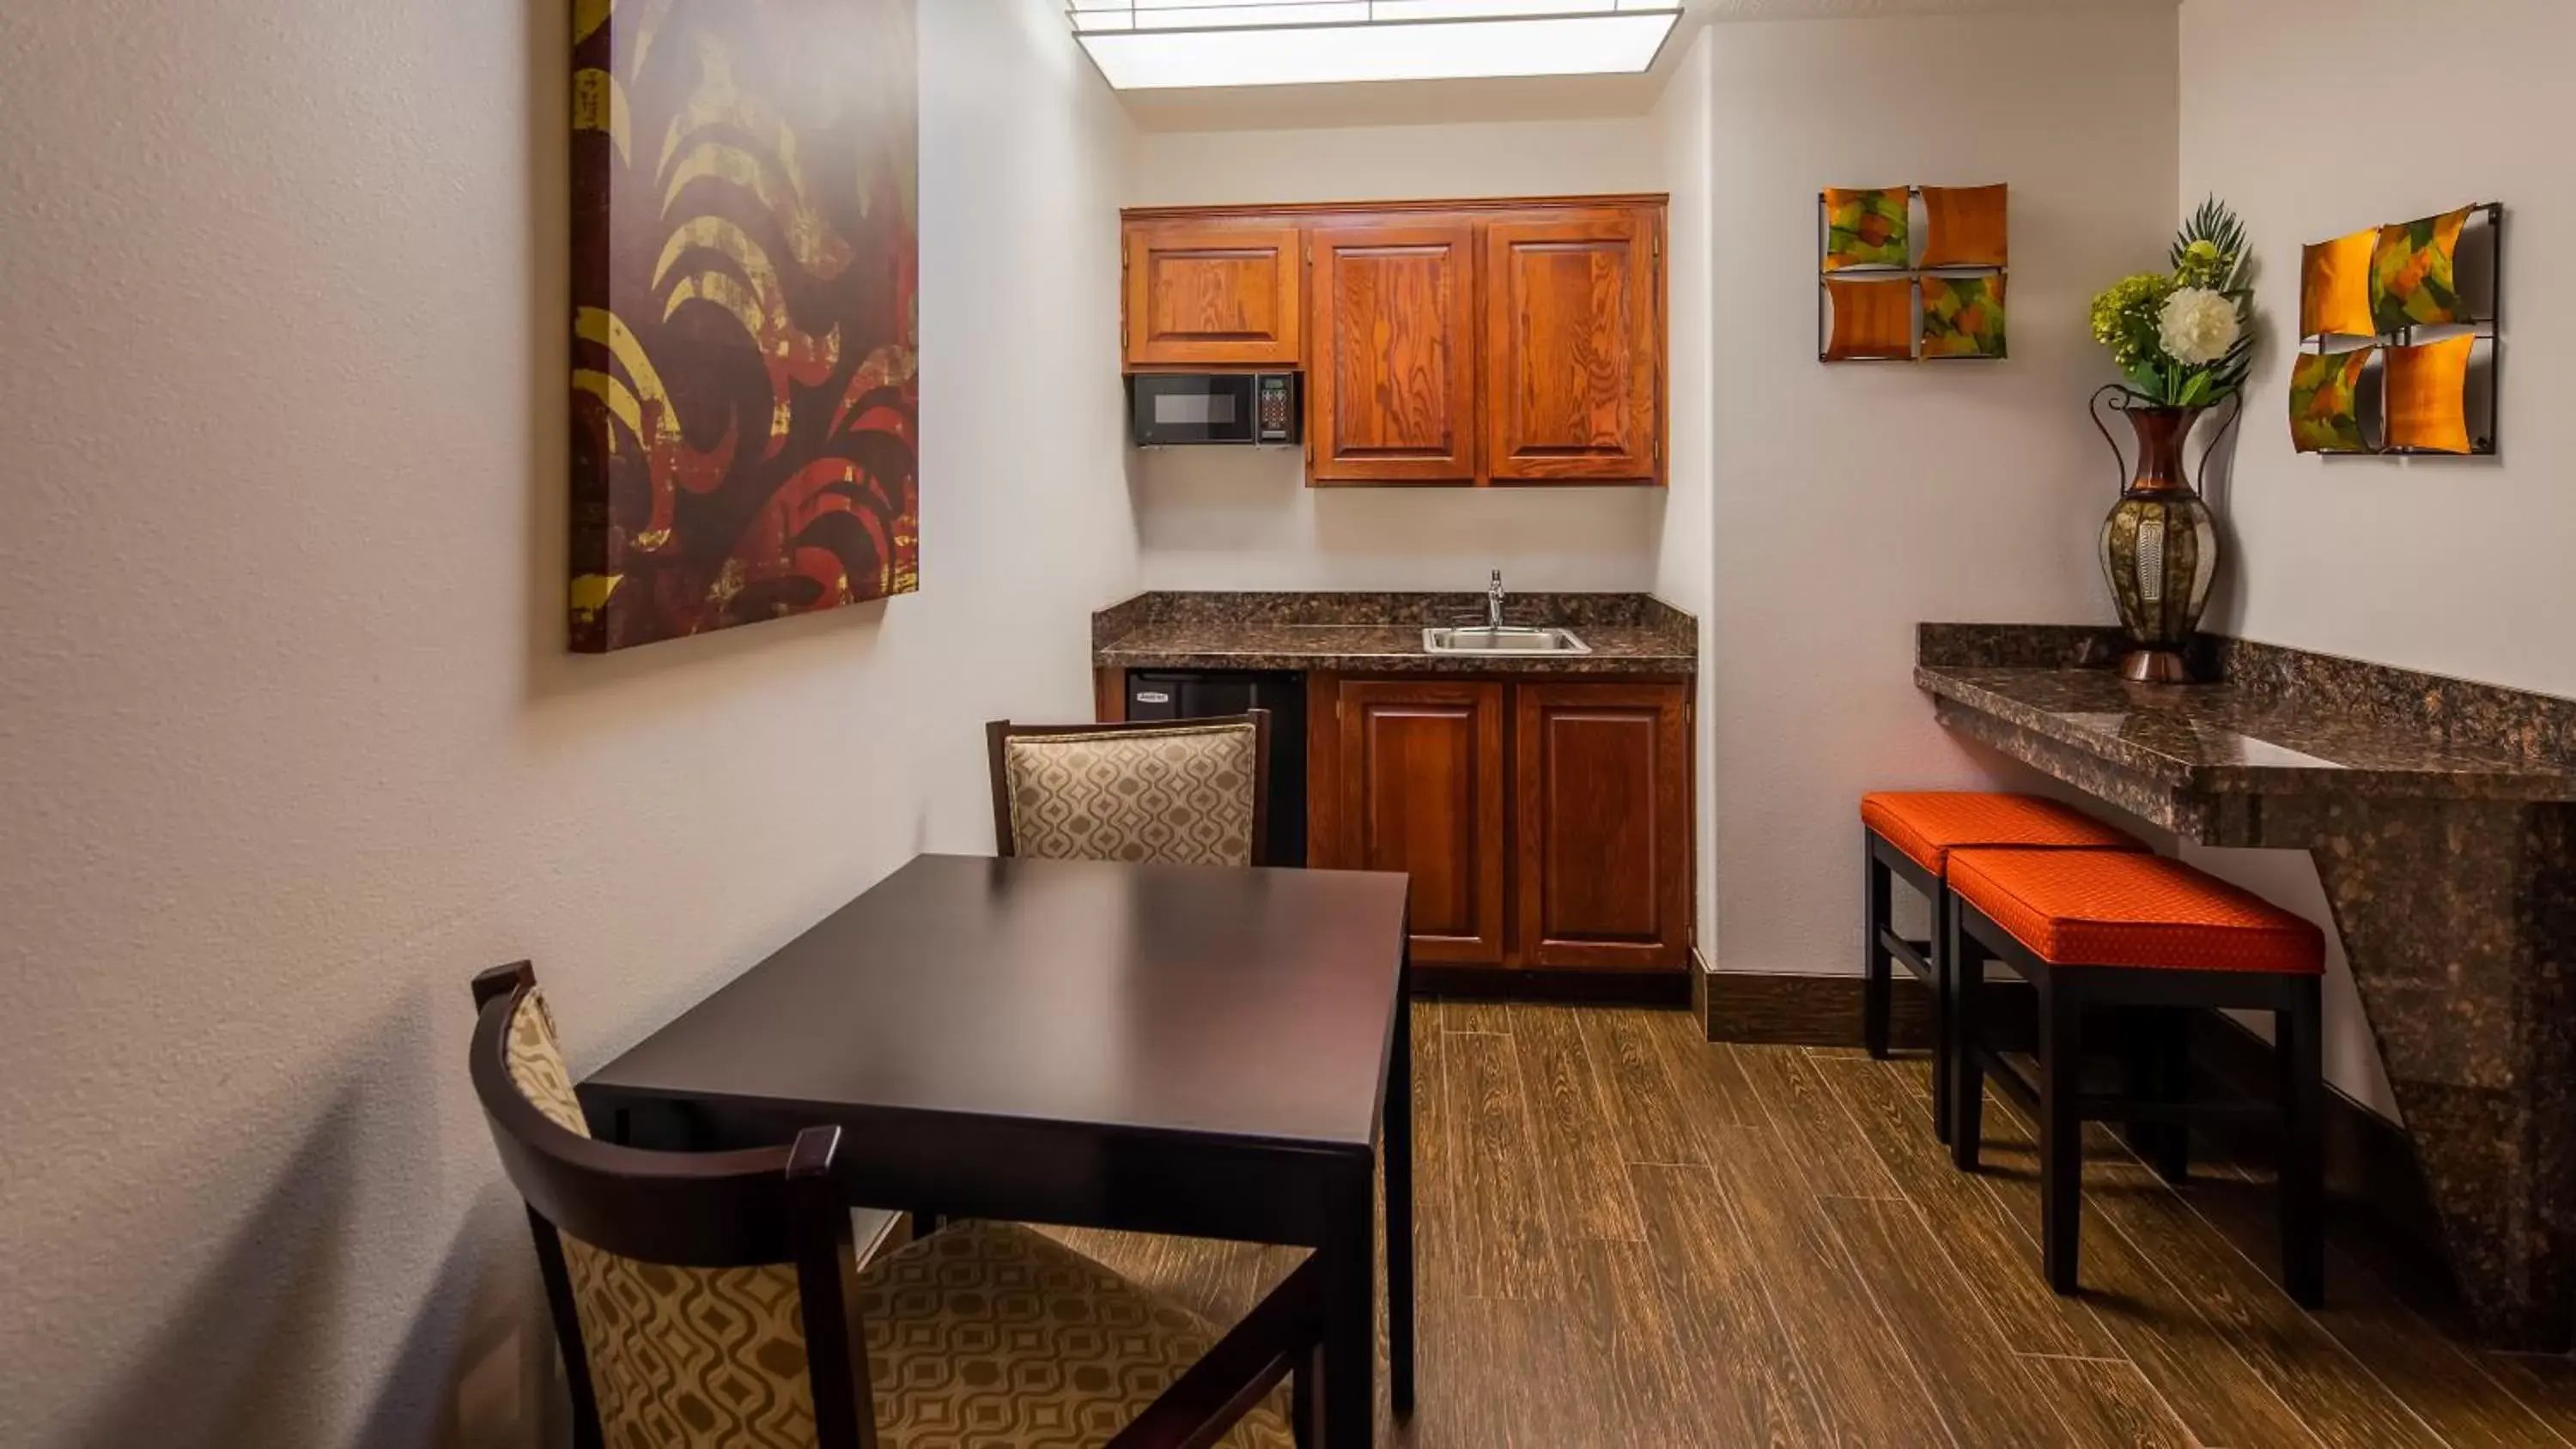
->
[1949,848,2325,974]
[1861,792,2142,877]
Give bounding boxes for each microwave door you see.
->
[1133,374,1254,446]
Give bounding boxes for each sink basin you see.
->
[1421,626,1592,657]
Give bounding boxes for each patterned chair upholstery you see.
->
[492,980,1295,1449]
[997,720,1261,868]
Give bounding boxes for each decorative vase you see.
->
[2092,386,2229,685]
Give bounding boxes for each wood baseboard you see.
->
[1696,967,1935,1047]
[1413,963,1692,1007]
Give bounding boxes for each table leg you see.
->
[1387,948,1415,1418]
[1322,1154,1376,1447]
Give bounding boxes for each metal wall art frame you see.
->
[1818,185,2009,366]
[2293,202,2504,459]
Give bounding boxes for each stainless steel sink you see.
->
[1421,625,1592,657]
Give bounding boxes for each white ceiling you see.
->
[1105,0,2177,132]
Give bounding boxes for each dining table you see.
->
[577,851,1416,1444]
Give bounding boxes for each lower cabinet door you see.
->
[1338,679,1509,964]
[1513,682,1691,969]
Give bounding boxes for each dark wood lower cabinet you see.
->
[1334,678,1510,964]
[1514,682,1691,970]
[1311,673,1693,981]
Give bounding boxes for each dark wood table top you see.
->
[585,853,1413,1152]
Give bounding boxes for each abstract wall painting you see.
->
[1819,185,2008,364]
[2289,349,2371,455]
[2293,203,2500,458]
[1824,188,1911,271]
[1921,276,2008,360]
[2372,206,2475,334]
[569,0,921,653]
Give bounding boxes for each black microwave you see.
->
[1129,372,1300,447]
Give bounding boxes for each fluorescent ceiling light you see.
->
[1069,3,1681,89]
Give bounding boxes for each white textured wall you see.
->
[1704,10,2180,976]
[1125,117,1680,594]
[2183,0,2575,694]
[0,0,1136,1444]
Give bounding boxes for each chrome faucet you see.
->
[1487,569,1507,630]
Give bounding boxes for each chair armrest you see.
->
[1106,1256,1325,1449]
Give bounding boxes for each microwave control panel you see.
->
[1255,373,1299,446]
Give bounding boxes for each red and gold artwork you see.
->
[569,0,920,652]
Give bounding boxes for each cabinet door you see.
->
[1309,224,1479,484]
[1513,682,1690,969]
[1124,221,1302,368]
[1339,679,1507,963]
[1484,209,1661,483]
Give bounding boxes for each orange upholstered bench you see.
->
[1859,793,2144,1143]
[1946,847,2326,1307]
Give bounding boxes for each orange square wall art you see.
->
[1921,185,2009,269]
[1817,184,2008,365]
[1824,278,1916,361]
[2288,349,2371,454]
[2289,202,2500,458]
[2384,336,2478,455]
[1823,188,1911,270]
[2372,206,2474,335]
[1921,276,2007,360]
[2299,228,2378,341]
[569,0,921,653]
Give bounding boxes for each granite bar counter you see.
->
[1920,622,2576,1348]
[1093,591,1698,676]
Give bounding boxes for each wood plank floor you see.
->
[1043,1001,2573,1447]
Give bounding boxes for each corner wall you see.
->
[0,0,1137,1443]
[1654,29,1719,956]
[1704,10,2181,978]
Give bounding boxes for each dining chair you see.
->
[986,712,1271,867]
[469,961,1320,1448]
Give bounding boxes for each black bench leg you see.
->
[2040,971,2086,1295]
[2279,978,2326,1308]
[1949,910,1986,1172]
[1862,838,1893,1060]
[1930,886,1954,1146]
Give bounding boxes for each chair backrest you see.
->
[985,712,1271,868]
[467,963,879,1449]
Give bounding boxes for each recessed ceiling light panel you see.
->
[1068,3,1682,89]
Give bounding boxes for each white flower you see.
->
[2158,287,2241,367]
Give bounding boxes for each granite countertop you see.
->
[1094,591,1698,676]
[1917,623,2576,803]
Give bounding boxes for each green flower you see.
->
[2089,273,2175,371]
[2176,238,2233,289]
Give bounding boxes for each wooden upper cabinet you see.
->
[1485,209,1662,483]
[1309,225,1479,484]
[1124,221,1302,368]
[1337,679,1508,964]
[1513,682,1691,969]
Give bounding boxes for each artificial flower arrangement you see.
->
[2090,198,2255,409]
